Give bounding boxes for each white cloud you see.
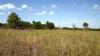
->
[0,12,4,15]
[93,4,100,10]
[49,11,54,15]
[93,4,100,13]
[34,11,55,16]
[22,4,28,8]
[0,3,33,11]
[0,3,15,10]
[21,4,33,11]
[51,4,56,8]
[35,11,47,15]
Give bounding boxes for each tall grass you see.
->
[0,29,100,56]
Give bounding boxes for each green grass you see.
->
[0,29,100,56]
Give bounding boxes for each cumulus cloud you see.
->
[93,4,100,13]
[93,4,100,10]
[35,11,47,15]
[35,11,55,16]
[49,11,54,15]
[22,4,28,8]
[0,3,32,11]
[0,3,15,10]
[21,4,32,11]
[51,4,57,8]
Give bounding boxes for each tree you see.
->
[19,20,32,29]
[0,23,2,26]
[32,21,42,29]
[45,21,55,29]
[41,24,45,29]
[83,22,88,29]
[62,27,68,29]
[7,12,20,29]
[35,21,42,29]
[32,20,36,28]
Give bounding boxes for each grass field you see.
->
[0,29,100,56]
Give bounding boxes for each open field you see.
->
[0,29,100,56]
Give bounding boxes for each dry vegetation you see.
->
[0,29,100,56]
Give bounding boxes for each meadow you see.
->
[0,29,100,56]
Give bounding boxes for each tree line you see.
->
[0,12,100,30]
[0,12,55,29]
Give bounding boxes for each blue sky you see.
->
[0,0,100,28]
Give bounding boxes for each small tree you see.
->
[7,12,20,29]
[19,20,32,29]
[0,23,2,26]
[35,21,42,29]
[83,22,88,29]
[32,21,42,29]
[41,24,45,29]
[45,21,55,29]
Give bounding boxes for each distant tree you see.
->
[32,20,36,28]
[45,21,55,29]
[7,12,21,29]
[55,27,61,29]
[49,22,55,29]
[32,21,42,29]
[62,27,73,30]
[62,27,68,29]
[83,22,88,29]
[0,23,8,29]
[35,21,42,29]
[19,20,32,29]
[0,23,2,26]
[41,24,45,29]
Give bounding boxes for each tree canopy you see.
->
[6,11,55,30]
[83,22,89,29]
[7,12,21,29]
[45,21,55,29]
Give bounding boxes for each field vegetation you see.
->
[0,29,100,56]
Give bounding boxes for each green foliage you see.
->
[62,27,68,29]
[6,12,55,30]
[62,27,73,30]
[19,20,32,29]
[0,23,2,26]
[32,21,42,29]
[83,22,88,29]
[32,21,55,29]
[1,12,99,30]
[7,12,21,29]
[41,24,45,29]
[45,21,55,29]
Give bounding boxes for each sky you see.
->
[0,0,100,28]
